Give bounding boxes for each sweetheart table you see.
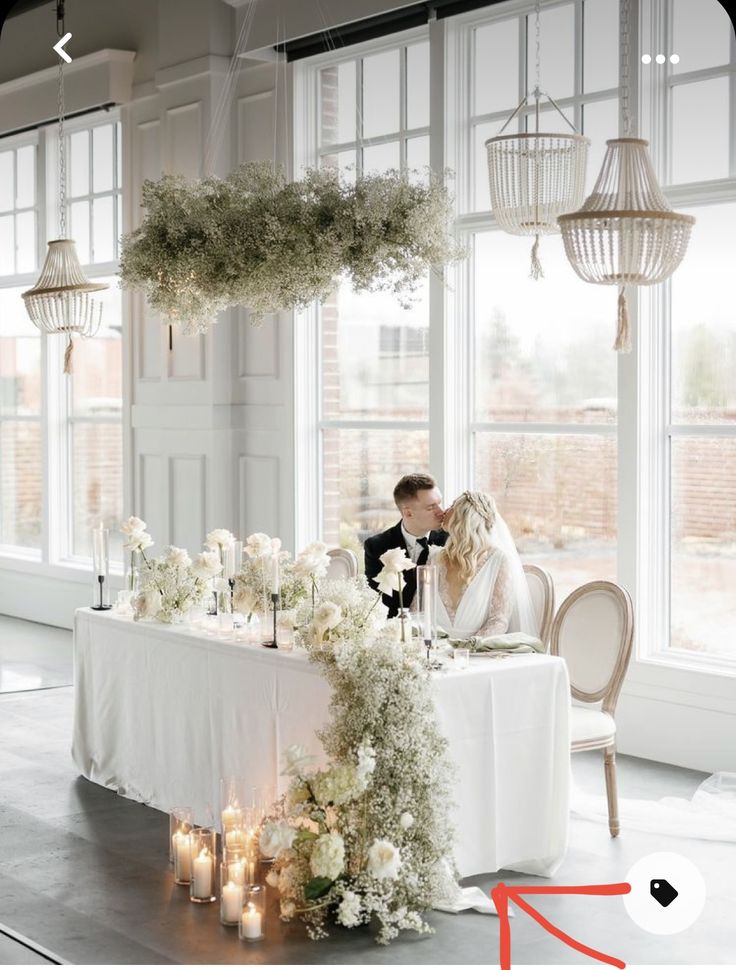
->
[72,608,571,878]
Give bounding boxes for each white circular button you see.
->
[623,852,705,935]
[656,53,666,64]
[670,53,680,64]
[641,54,652,64]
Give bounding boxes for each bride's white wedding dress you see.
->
[431,546,514,639]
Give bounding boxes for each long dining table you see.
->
[72,608,571,878]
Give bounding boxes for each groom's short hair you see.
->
[393,473,436,509]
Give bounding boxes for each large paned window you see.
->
[466,0,619,602]
[315,38,430,558]
[296,0,736,666]
[0,113,123,570]
[655,0,736,659]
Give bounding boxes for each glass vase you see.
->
[239,884,266,942]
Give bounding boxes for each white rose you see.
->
[265,868,279,888]
[244,532,272,558]
[164,545,191,568]
[206,528,235,549]
[133,588,161,620]
[379,547,415,574]
[400,812,414,830]
[302,541,328,558]
[191,550,222,579]
[121,515,146,536]
[310,833,345,882]
[281,743,315,777]
[124,530,153,553]
[313,602,342,633]
[280,899,296,920]
[259,820,296,859]
[374,567,401,596]
[366,839,401,881]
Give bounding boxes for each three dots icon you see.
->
[642,53,680,64]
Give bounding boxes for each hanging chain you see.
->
[56,1,67,237]
[620,0,632,137]
[534,0,541,94]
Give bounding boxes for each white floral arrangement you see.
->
[120,163,464,335]
[296,576,387,646]
[232,534,330,617]
[119,517,223,623]
[261,635,457,944]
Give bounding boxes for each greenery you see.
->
[120,163,464,334]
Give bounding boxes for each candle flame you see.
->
[197,847,209,860]
[247,902,256,913]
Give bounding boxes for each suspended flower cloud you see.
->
[120,162,464,335]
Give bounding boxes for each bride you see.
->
[418,490,537,640]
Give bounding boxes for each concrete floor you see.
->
[0,616,72,694]
[0,616,735,965]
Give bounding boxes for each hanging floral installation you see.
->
[120,162,464,335]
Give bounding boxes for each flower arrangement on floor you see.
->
[120,162,464,334]
[260,633,457,944]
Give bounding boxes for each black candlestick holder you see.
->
[424,637,442,670]
[262,593,279,648]
[91,574,112,611]
[229,578,235,614]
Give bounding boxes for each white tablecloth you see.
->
[72,609,570,877]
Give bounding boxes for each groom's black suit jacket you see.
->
[364,521,448,618]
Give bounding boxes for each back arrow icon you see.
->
[53,32,72,63]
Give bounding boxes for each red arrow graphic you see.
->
[491,881,632,970]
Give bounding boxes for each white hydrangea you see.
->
[309,833,345,882]
[164,545,191,568]
[281,744,315,778]
[337,890,363,928]
[400,812,414,830]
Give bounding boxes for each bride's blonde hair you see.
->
[441,491,497,586]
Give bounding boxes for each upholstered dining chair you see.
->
[326,547,358,581]
[522,563,554,649]
[550,580,634,837]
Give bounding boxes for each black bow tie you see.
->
[416,536,430,565]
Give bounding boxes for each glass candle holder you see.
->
[189,827,217,903]
[169,806,193,864]
[173,831,193,885]
[220,863,244,926]
[239,884,266,942]
[220,778,245,837]
[453,647,470,670]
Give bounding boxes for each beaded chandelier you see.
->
[557,0,694,351]
[485,0,589,279]
[22,1,107,373]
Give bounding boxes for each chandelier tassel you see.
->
[63,334,75,374]
[529,235,544,280]
[613,287,631,354]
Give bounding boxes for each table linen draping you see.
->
[72,609,570,877]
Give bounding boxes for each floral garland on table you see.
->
[120,163,464,335]
[260,608,457,943]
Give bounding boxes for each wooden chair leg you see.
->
[604,745,620,837]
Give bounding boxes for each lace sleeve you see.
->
[477,552,513,636]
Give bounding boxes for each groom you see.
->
[364,473,448,617]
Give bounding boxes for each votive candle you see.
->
[192,848,214,899]
[240,902,263,941]
[173,831,192,884]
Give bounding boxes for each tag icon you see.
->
[650,878,678,908]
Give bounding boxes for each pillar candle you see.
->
[192,848,213,898]
[222,805,243,830]
[241,902,262,940]
[173,832,192,882]
[225,827,245,850]
[222,881,243,924]
[92,523,108,578]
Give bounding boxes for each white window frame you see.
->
[294,0,736,704]
[0,108,124,581]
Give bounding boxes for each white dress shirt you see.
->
[401,524,431,563]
